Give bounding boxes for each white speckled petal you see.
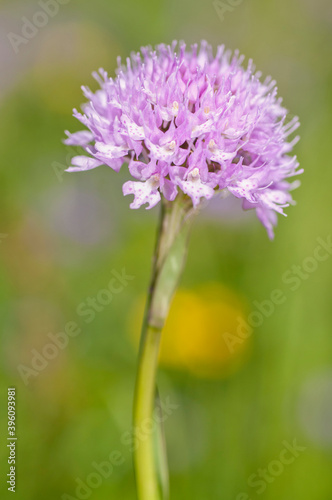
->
[145,138,175,161]
[123,180,161,209]
[209,149,236,162]
[173,168,215,207]
[121,115,145,140]
[95,142,129,159]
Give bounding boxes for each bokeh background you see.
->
[1,0,332,499]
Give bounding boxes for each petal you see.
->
[64,130,94,146]
[209,149,236,163]
[191,119,214,138]
[228,185,257,203]
[66,156,103,172]
[258,189,291,214]
[174,147,190,165]
[172,168,215,207]
[180,179,214,206]
[94,155,124,172]
[123,180,161,209]
[256,206,278,240]
[95,141,129,159]
[161,178,178,201]
[121,115,145,140]
[144,138,176,161]
[128,159,157,180]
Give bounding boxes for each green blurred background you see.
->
[1,0,332,498]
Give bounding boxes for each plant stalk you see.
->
[133,195,193,500]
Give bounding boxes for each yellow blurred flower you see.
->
[129,282,251,379]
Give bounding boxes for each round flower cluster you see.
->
[64,41,301,238]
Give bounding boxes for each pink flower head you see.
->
[64,41,301,238]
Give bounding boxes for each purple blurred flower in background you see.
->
[65,41,301,238]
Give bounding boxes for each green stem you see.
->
[133,195,193,500]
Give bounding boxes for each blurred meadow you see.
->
[1,0,332,499]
